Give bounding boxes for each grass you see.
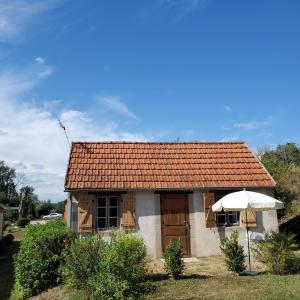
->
[0,225,24,300]
[149,274,300,299]
[29,256,300,300]
[30,272,300,300]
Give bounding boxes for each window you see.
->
[97,196,119,230]
[215,192,240,227]
[216,211,240,226]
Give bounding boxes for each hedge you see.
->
[13,220,73,298]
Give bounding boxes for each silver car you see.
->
[43,212,63,220]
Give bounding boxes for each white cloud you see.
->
[35,56,46,64]
[0,0,64,42]
[97,96,140,120]
[38,65,54,78]
[0,66,149,201]
[233,119,272,130]
[220,136,239,142]
[159,0,209,20]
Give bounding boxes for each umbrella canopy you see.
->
[212,190,284,212]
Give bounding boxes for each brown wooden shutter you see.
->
[240,210,257,227]
[204,192,216,228]
[77,193,94,233]
[121,192,136,230]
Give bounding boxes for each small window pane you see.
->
[98,208,106,218]
[98,218,106,229]
[217,213,226,225]
[228,213,234,224]
[110,218,118,228]
[110,207,118,217]
[98,197,106,207]
[109,197,118,206]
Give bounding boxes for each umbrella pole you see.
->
[245,209,251,272]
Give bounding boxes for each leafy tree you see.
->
[53,200,66,214]
[260,143,300,216]
[36,200,54,217]
[0,160,19,206]
[35,200,65,217]
[18,186,37,219]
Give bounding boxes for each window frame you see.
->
[215,191,240,227]
[216,210,240,227]
[96,195,120,230]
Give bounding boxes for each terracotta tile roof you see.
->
[65,142,275,190]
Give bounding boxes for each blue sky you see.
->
[0,0,299,200]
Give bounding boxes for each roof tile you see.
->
[65,142,275,190]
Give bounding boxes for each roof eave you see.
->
[65,185,275,193]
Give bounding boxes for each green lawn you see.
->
[148,273,300,300]
[29,273,300,300]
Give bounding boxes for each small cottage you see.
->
[64,142,278,258]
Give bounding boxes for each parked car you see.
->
[43,213,63,220]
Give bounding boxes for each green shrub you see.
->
[4,209,16,221]
[3,233,14,246]
[88,231,148,299]
[13,220,73,298]
[64,231,148,300]
[220,230,246,274]
[252,231,300,274]
[16,218,30,228]
[63,234,106,289]
[163,240,184,279]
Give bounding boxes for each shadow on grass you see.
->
[147,273,209,282]
[0,241,20,300]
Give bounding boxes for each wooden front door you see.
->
[161,193,191,257]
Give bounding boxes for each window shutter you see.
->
[240,210,257,228]
[121,192,136,230]
[78,194,93,233]
[204,192,216,228]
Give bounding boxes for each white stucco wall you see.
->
[68,188,278,259]
[135,191,162,258]
[189,189,279,257]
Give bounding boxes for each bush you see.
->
[64,231,148,300]
[89,231,148,299]
[63,234,106,289]
[3,233,14,246]
[4,209,18,221]
[252,231,300,274]
[163,240,184,279]
[13,220,73,298]
[220,230,246,274]
[16,218,30,228]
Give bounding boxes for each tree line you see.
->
[259,142,300,219]
[0,160,64,219]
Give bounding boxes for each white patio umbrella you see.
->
[212,190,284,273]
